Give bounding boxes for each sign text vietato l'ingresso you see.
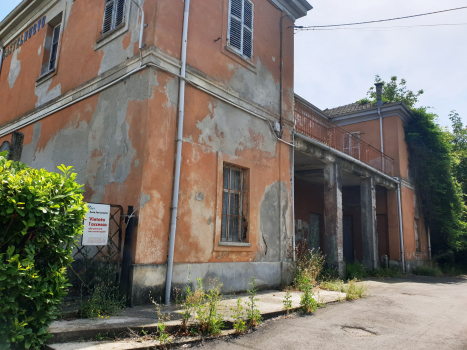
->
[2,16,46,60]
[82,203,111,246]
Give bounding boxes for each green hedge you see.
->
[0,152,87,349]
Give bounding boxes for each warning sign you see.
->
[82,203,111,246]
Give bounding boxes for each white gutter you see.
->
[131,0,145,51]
[0,46,3,77]
[396,179,406,273]
[378,107,384,153]
[165,0,190,305]
[295,133,397,184]
[292,129,296,261]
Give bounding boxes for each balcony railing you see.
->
[294,100,394,177]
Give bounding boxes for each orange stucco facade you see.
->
[334,109,430,266]
[0,0,312,303]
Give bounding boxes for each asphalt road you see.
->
[196,275,467,350]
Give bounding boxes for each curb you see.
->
[47,307,305,344]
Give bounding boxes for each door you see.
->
[377,214,389,258]
[309,213,320,251]
[343,215,354,263]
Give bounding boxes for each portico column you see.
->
[361,176,378,270]
[324,161,344,277]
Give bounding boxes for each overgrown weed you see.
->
[246,277,261,327]
[412,265,443,276]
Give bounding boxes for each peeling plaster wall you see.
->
[0,0,297,303]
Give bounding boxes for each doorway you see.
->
[343,215,354,262]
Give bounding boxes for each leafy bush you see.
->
[320,280,345,293]
[345,262,366,280]
[299,283,317,314]
[283,289,292,316]
[412,265,442,277]
[78,283,125,318]
[0,154,87,349]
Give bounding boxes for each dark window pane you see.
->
[224,167,229,189]
[222,215,227,240]
[234,217,239,242]
[230,193,235,215]
[53,25,61,44]
[235,194,240,216]
[235,170,240,191]
[228,216,234,241]
[223,192,228,215]
[230,169,235,190]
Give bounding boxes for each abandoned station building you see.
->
[0,0,429,304]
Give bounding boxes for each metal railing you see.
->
[294,100,394,176]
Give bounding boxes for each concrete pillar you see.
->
[361,177,378,270]
[324,161,344,277]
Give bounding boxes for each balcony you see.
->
[294,99,394,177]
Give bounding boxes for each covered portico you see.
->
[293,97,400,276]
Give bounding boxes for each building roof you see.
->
[323,101,379,118]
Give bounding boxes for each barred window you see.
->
[222,164,247,242]
[228,0,254,59]
[102,0,126,35]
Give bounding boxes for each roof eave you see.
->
[330,102,414,126]
[271,0,312,20]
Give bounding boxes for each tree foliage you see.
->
[363,75,424,108]
[0,152,87,349]
[360,76,467,263]
[405,108,466,256]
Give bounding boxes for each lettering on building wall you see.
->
[2,16,46,60]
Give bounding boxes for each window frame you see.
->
[227,0,254,60]
[48,23,61,72]
[221,163,247,243]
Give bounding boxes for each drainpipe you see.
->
[378,108,383,153]
[279,13,284,138]
[395,178,406,273]
[166,0,190,306]
[292,129,296,261]
[427,226,432,260]
[0,46,4,77]
[131,0,145,51]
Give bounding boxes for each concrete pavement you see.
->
[199,275,467,350]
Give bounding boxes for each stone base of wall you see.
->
[128,261,292,306]
[389,259,431,273]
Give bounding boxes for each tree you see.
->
[362,75,424,108]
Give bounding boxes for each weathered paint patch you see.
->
[8,48,21,89]
[256,181,289,262]
[230,59,280,114]
[196,101,276,157]
[35,79,62,108]
[140,192,151,208]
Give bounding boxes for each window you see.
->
[228,0,254,59]
[414,219,421,253]
[48,24,61,71]
[222,164,247,242]
[102,0,126,35]
[343,132,361,159]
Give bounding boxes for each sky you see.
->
[294,0,467,128]
[1,0,466,128]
